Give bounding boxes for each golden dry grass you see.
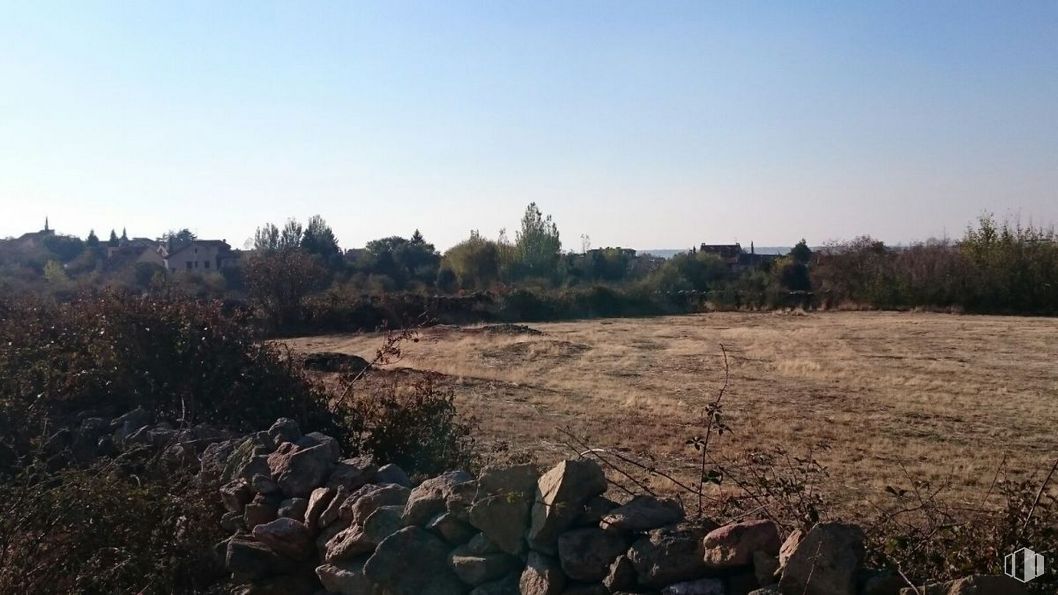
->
[283,311,1058,511]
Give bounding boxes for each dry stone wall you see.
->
[201,418,1028,595]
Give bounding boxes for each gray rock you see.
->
[226,535,290,580]
[375,463,411,487]
[267,417,301,444]
[244,494,279,529]
[316,559,378,594]
[364,526,465,595]
[252,517,314,560]
[600,495,684,533]
[278,497,309,520]
[897,575,1028,595]
[446,477,479,521]
[328,456,379,490]
[778,522,864,595]
[428,511,477,544]
[448,542,519,586]
[220,510,246,533]
[661,577,725,595]
[199,439,236,480]
[305,486,336,529]
[325,506,403,562]
[268,442,338,498]
[251,473,281,496]
[221,478,253,513]
[527,459,608,554]
[520,551,567,595]
[319,485,348,528]
[468,464,538,554]
[702,519,780,569]
[627,523,716,588]
[342,483,411,526]
[556,527,629,582]
[299,431,341,461]
[402,470,474,527]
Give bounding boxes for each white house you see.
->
[161,240,234,273]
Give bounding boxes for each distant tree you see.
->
[244,249,328,330]
[515,203,561,278]
[42,234,85,262]
[301,215,340,259]
[363,233,440,288]
[411,229,425,245]
[790,239,813,264]
[107,229,119,248]
[42,260,69,284]
[120,227,128,241]
[86,230,100,248]
[280,219,303,250]
[776,257,811,292]
[254,223,281,252]
[162,229,196,252]
[442,231,500,289]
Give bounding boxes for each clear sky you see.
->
[1,2,1055,251]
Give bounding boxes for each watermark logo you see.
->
[1004,547,1045,583]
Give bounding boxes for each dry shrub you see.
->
[0,455,227,594]
[342,371,478,477]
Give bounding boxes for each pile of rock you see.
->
[41,406,232,466]
[209,418,1027,595]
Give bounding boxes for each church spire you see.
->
[44,216,49,232]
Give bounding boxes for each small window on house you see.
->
[203,260,210,269]
[186,261,192,270]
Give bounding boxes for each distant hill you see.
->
[641,247,790,259]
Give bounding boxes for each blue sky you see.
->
[1,2,1055,250]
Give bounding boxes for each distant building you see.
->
[159,239,235,273]
[699,242,778,272]
[15,218,56,246]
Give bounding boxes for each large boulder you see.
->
[527,459,608,554]
[520,551,567,595]
[328,456,379,491]
[778,522,864,595]
[221,478,253,513]
[556,527,629,582]
[375,463,412,487]
[341,483,411,526]
[402,470,475,527]
[364,526,464,595]
[305,486,336,529]
[428,511,477,544]
[627,523,716,588]
[898,575,1028,595]
[316,559,378,595]
[448,541,519,586]
[599,495,683,533]
[468,464,539,555]
[326,505,404,562]
[251,517,314,560]
[226,535,291,581]
[701,519,780,568]
[268,442,338,498]
[267,418,301,444]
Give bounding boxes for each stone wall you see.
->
[205,418,1029,595]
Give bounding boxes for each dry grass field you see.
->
[283,311,1058,512]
